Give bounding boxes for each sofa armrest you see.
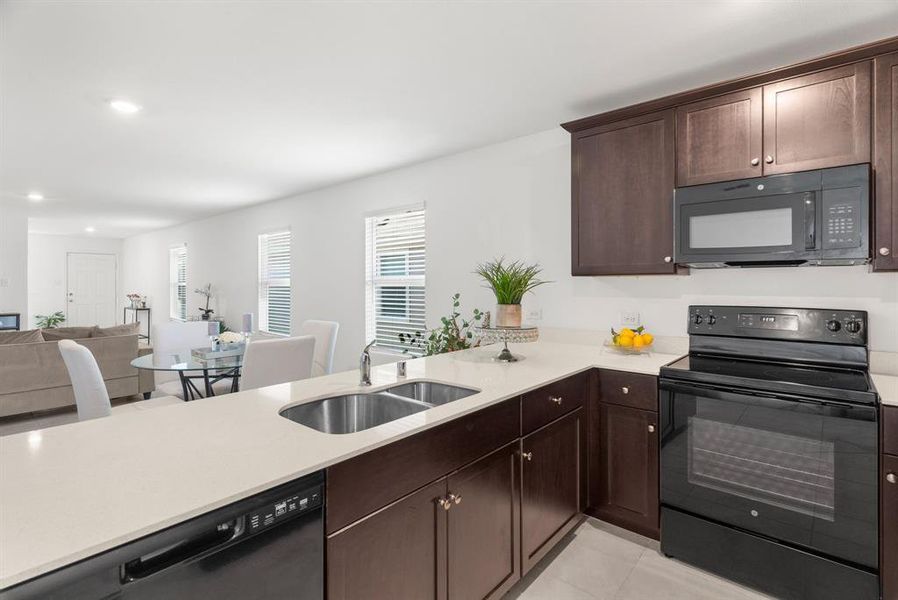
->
[137,344,156,395]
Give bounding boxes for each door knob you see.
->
[750,158,760,166]
[648,424,656,433]
[549,396,563,405]
[765,155,774,164]
[522,451,533,461]
[887,472,897,484]
[621,386,629,394]
[880,247,891,256]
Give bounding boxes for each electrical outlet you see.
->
[526,308,543,322]
[620,311,640,328]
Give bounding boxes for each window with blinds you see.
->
[169,246,187,321]
[365,208,426,355]
[258,230,292,336]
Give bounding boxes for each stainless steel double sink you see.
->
[279,381,478,434]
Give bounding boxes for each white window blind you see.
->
[169,246,187,321]
[258,230,292,336]
[365,208,426,355]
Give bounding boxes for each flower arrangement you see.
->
[217,331,243,345]
[126,293,143,308]
[194,284,214,319]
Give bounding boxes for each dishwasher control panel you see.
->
[246,485,322,534]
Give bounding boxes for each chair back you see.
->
[151,321,211,384]
[298,320,339,376]
[240,335,316,391]
[57,339,112,420]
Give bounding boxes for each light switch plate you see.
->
[620,311,640,328]
[526,308,543,322]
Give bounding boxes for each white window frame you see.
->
[169,245,187,321]
[365,206,426,355]
[258,229,292,336]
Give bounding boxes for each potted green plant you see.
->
[35,311,66,329]
[474,258,549,328]
[398,293,482,356]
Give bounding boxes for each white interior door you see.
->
[67,253,116,327]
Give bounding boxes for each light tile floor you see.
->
[506,518,774,600]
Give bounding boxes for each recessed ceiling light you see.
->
[27,192,44,201]
[108,98,142,115]
[85,226,96,233]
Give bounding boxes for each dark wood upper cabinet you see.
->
[874,52,898,271]
[676,87,763,186]
[327,479,448,600]
[762,62,871,175]
[572,110,677,275]
[446,443,520,600]
[591,402,659,539]
[882,453,898,600]
[520,409,582,574]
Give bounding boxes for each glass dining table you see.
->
[131,349,243,400]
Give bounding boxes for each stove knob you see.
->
[707,315,716,325]
[825,320,841,332]
[845,320,862,334]
[693,314,704,325]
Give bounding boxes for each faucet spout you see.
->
[359,339,376,386]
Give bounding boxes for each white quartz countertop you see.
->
[873,373,898,407]
[0,341,681,590]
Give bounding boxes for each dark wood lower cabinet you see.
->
[883,454,898,600]
[327,479,447,600]
[447,443,520,600]
[590,402,659,539]
[521,409,583,573]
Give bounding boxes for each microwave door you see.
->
[675,192,819,266]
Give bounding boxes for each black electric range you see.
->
[659,305,880,600]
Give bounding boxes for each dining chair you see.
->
[151,321,232,398]
[297,320,339,376]
[58,340,180,421]
[239,335,316,391]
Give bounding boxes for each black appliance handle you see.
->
[120,518,244,583]
[659,378,866,411]
[804,192,816,250]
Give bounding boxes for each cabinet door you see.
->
[327,479,447,600]
[763,62,871,175]
[592,403,659,539]
[874,52,898,271]
[883,454,898,600]
[676,87,763,186]
[572,110,677,275]
[521,409,582,573]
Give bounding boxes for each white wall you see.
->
[122,128,898,371]
[27,233,124,329]
[0,201,29,318]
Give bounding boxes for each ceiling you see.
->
[2,1,897,238]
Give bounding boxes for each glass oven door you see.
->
[675,191,817,264]
[659,380,878,569]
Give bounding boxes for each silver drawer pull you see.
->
[549,396,563,405]
[888,472,897,484]
[621,386,629,394]
[648,424,656,433]
[522,451,533,461]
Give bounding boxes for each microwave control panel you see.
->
[822,189,862,250]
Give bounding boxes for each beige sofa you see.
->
[0,332,155,418]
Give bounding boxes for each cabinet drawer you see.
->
[598,370,657,411]
[884,405,898,456]
[522,371,588,435]
[326,398,520,534]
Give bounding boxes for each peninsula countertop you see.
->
[0,341,682,590]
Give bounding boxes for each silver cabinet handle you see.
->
[880,247,891,256]
[549,396,563,405]
[522,451,533,461]
[750,158,760,166]
[663,256,672,263]
[887,472,897,484]
[648,424,656,433]
[765,155,774,164]
[449,493,462,505]
[438,497,452,510]
[621,386,629,394]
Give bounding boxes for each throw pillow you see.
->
[91,322,140,337]
[40,326,95,341]
[0,329,44,345]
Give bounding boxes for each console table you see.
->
[123,307,151,342]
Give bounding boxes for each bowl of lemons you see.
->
[605,326,654,354]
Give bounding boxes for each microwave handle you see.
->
[804,193,816,250]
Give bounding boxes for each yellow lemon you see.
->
[619,328,635,339]
[633,335,646,348]
[617,335,634,347]
[641,333,654,345]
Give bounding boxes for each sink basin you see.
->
[384,381,478,406]
[280,393,431,434]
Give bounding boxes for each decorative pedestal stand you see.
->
[474,326,539,362]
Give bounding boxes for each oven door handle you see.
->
[659,378,864,411]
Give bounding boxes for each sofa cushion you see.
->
[41,326,94,341]
[91,323,140,337]
[0,329,44,345]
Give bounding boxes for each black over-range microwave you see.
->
[673,164,870,268]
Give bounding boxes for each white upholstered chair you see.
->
[57,339,180,421]
[151,321,232,398]
[239,335,316,391]
[297,320,339,376]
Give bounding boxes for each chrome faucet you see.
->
[359,340,376,386]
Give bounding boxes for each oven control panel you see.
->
[688,305,867,344]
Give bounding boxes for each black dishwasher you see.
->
[1,471,324,600]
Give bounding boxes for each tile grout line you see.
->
[609,547,650,600]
